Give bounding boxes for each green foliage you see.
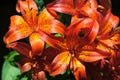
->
[34,0,45,13]
[2,51,21,80]
[58,13,71,26]
[1,51,28,80]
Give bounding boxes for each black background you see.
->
[0,0,120,79]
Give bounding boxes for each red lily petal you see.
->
[66,18,95,48]
[75,0,88,9]
[70,58,86,80]
[73,18,94,36]
[37,71,46,80]
[67,17,93,37]
[8,42,32,58]
[111,33,120,44]
[98,33,120,49]
[78,0,99,19]
[49,51,70,76]
[79,49,110,62]
[43,47,60,65]
[16,0,20,13]
[3,24,32,44]
[32,71,46,80]
[16,0,38,26]
[29,33,45,56]
[9,15,28,28]
[67,18,98,44]
[88,21,99,43]
[38,9,65,35]
[20,62,32,73]
[38,30,66,50]
[47,0,75,15]
[99,10,119,36]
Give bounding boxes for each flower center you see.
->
[68,48,77,57]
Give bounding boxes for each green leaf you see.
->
[2,51,29,80]
[2,59,21,80]
[4,51,19,61]
[21,77,28,80]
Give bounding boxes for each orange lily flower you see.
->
[3,0,65,57]
[8,42,58,80]
[45,17,110,80]
[93,0,119,55]
[86,0,120,69]
[46,0,101,19]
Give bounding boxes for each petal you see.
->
[98,33,120,49]
[16,0,38,26]
[67,18,97,44]
[47,0,74,15]
[8,42,32,58]
[70,58,86,80]
[111,33,120,45]
[38,9,65,35]
[9,15,27,28]
[79,50,110,62]
[67,18,93,37]
[96,40,115,54]
[75,0,88,9]
[19,62,32,73]
[88,21,99,43]
[37,71,46,80]
[43,47,60,65]
[16,0,20,13]
[74,18,94,36]
[49,51,70,76]
[79,0,99,20]
[38,30,66,50]
[99,11,119,35]
[29,33,45,56]
[3,24,32,44]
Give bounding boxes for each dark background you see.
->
[0,0,120,79]
[0,0,18,79]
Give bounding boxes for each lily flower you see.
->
[47,0,101,19]
[87,0,120,71]
[45,17,110,80]
[3,0,65,57]
[8,42,58,80]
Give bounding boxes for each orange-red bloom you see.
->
[45,17,110,80]
[4,0,65,57]
[8,42,58,80]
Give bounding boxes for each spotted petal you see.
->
[70,58,86,80]
[38,30,66,50]
[9,15,28,28]
[16,0,38,26]
[4,22,32,44]
[49,51,70,76]
[99,11,119,35]
[8,42,32,58]
[79,50,110,62]
[47,0,74,15]
[79,0,100,20]
[29,33,45,56]
[38,9,65,35]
